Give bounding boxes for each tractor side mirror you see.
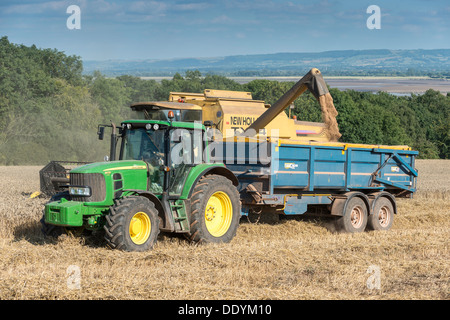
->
[98,126,105,140]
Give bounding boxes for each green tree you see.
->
[244,79,291,105]
[89,71,133,123]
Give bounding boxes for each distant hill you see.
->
[83,49,450,77]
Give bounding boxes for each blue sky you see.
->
[1,0,449,61]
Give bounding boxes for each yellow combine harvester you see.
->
[131,68,340,142]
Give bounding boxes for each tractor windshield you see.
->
[121,128,165,166]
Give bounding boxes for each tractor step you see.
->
[170,200,190,233]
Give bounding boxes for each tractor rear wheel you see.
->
[187,175,241,244]
[104,196,160,251]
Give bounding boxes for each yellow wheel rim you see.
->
[204,191,233,238]
[129,211,151,245]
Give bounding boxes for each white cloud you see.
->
[174,2,210,11]
[211,15,233,24]
[4,1,70,14]
[128,1,167,13]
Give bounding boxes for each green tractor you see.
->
[42,113,241,251]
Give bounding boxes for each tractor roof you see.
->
[130,101,202,111]
[122,119,205,131]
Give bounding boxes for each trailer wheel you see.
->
[104,196,160,251]
[335,197,368,233]
[187,175,241,243]
[367,197,394,231]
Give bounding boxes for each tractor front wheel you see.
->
[104,196,160,251]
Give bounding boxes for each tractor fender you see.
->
[330,191,370,216]
[368,191,397,215]
[122,189,166,222]
[184,165,238,199]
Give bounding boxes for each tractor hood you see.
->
[69,160,150,202]
[70,160,148,174]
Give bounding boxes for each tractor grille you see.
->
[70,173,106,202]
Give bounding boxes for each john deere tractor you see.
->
[42,113,241,251]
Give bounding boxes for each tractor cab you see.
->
[116,118,205,196]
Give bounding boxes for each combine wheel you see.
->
[104,196,160,251]
[367,197,394,231]
[187,175,241,244]
[335,197,368,233]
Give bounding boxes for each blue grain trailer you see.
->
[215,138,418,233]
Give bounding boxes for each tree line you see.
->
[0,37,448,165]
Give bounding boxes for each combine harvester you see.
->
[41,69,418,251]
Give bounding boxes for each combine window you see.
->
[131,109,202,122]
[181,110,202,122]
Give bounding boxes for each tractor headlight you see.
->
[69,186,92,197]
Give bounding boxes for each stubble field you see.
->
[0,160,448,300]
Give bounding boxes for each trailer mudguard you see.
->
[330,192,370,216]
[368,191,397,215]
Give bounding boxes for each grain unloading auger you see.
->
[242,68,341,142]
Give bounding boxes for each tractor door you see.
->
[168,128,203,196]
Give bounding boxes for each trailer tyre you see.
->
[104,196,160,252]
[367,197,394,231]
[187,175,241,244]
[335,197,368,233]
